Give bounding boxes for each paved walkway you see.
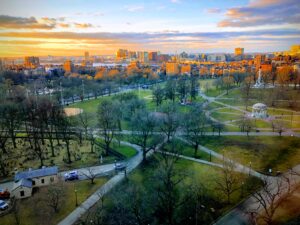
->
[213,165,300,225]
[57,139,167,225]
[0,163,116,192]
[177,137,268,180]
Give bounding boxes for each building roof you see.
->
[14,166,58,181]
[12,178,32,190]
[252,103,267,109]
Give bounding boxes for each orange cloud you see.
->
[0,15,56,30]
[74,23,93,28]
[58,23,70,28]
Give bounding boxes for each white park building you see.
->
[251,103,268,118]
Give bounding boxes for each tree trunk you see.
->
[66,140,72,163]
[194,144,198,158]
[49,136,55,157]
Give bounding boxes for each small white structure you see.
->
[251,103,268,118]
[11,179,33,199]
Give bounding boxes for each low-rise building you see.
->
[12,166,59,199]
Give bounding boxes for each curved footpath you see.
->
[57,139,167,225]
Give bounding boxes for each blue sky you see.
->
[0,0,299,56]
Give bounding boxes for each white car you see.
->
[0,200,8,211]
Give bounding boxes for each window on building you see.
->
[41,179,44,184]
[20,191,24,197]
[32,180,35,186]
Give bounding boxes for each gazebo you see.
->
[251,103,268,118]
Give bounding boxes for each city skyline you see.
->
[0,0,300,57]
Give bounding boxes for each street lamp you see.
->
[241,181,245,198]
[249,161,252,176]
[74,189,78,206]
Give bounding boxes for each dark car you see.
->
[64,171,79,181]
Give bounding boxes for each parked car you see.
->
[64,171,79,181]
[0,189,10,199]
[0,200,8,211]
[114,162,126,171]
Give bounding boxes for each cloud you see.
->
[125,5,144,12]
[58,23,70,28]
[218,0,300,27]
[206,8,221,14]
[0,15,56,29]
[1,29,299,56]
[74,23,93,28]
[170,0,181,3]
[1,29,299,42]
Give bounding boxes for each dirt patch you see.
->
[64,108,83,116]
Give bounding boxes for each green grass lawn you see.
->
[81,154,261,225]
[1,139,106,180]
[162,138,220,163]
[198,136,300,173]
[211,111,241,122]
[0,178,108,225]
[216,107,244,114]
[111,142,137,158]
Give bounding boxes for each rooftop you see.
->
[12,178,33,190]
[14,166,58,181]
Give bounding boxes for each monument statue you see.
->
[252,68,274,88]
[253,68,263,88]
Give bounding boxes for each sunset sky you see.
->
[0,0,299,57]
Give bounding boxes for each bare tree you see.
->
[158,102,180,142]
[152,85,165,106]
[97,99,121,155]
[152,147,187,225]
[81,167,97,184]
[249,175,295,225]
[78,111,91,139]
[46,183,65,213]
[215,159,241,204]
[237,115,254,136]
[183,105,206,157]
[241,76,252,110]
[130,109,158,162]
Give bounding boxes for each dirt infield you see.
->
[64,108,83,116]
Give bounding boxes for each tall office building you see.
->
[137,51,149,63]
[116,49,128,59]
[0,58,3,71]
[24,56,40,68]
[128,51,137,59]
[84,51,89,61]
[63,60,74,73]
[166,62,180,75]
[235,48,244,56]
[254,54,266,67]
[149,52,158,62]
[290,45,300,56]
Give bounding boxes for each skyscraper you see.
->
[63,60,74,73]
[24,56,40,68]
[149,52,158,62]
[166,62,180,75]
[116,49,128,59]
[84,51,89,61]
[137,51,149,63]
[235,48,244,56]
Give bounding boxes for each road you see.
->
[57,139,167,225]
[213,165,300,225]
[0,163,116,192]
